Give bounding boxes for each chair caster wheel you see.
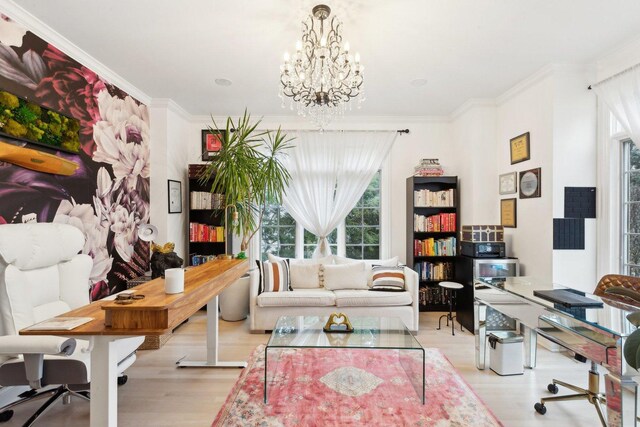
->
[0,410,14,423]
[547,383,559,394]
[534,403,547,415]
[117,375,128,386]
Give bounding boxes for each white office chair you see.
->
[0,223,145,426]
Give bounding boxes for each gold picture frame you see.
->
[500,198,517,228]
[510,132,530,164]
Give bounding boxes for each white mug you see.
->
[164,268,184,294]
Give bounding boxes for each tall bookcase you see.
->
[406,176,459,311]
[187,164,229,266]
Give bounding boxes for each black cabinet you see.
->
[406,176,459,311]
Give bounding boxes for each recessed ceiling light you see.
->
[215,78,232,87]
[410,78,428,87]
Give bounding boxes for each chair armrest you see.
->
[403,266,420,331]
[0,335,76,389]
[249,268,260,330]
[0,335,76,356]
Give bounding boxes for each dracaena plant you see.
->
[200,110,292,254]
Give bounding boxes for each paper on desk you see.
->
[24,317,93,331]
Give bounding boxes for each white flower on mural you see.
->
[0,15,26,47]
[92,90,150,191]
[53,199,113,285]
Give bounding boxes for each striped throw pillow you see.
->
[256,259,291,294]
[370,266,405,292]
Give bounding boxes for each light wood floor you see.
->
[5,312,609,426]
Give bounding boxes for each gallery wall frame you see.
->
[519,167,541,199]
[500,198,517,228]
[499,172,517,195]
[510,132,530,164]
[168,179,182,214]
[201,129,225,161]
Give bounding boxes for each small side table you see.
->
[437,281,464,336]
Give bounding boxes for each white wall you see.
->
[149,100,191,259]
[187,115,456,263]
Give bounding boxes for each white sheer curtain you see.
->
[282,131,396,258]
[592,64,640,147]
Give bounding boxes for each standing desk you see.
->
[20,258,249,427]
[474,276,639,426]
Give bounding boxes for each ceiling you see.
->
[12,0,640,117]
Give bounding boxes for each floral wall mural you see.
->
[0,16,150,299]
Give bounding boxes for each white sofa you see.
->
[249,257,419,332]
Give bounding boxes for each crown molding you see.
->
[150,98,191,121]
[0,0,151,105]
[595,34,640,81]
[188,113,450,127]
[450,98,496,121]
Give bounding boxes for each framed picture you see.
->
[500,198,517,228]
[510,132,530,164]
[201,129,225,161]
[499,172,517,195]
[168,179,182,214]
[519,167,541,199]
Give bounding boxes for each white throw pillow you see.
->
[289,263,321,289]
[268,253,334,266]
[323,262,368,290]
[334,256,399,286]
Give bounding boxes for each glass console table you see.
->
[264,316,425,404]
[475,276,639,427]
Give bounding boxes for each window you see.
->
[622,139,640,276]
[261,171,382,260]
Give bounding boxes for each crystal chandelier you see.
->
[279,4,364,128]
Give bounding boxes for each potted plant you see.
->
[200,110,292,320]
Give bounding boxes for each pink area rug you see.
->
[212,345,502,426]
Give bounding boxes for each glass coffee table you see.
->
[264,316,425,404]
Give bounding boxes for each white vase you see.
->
[219,272,250,321]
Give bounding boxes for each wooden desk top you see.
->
[20,259,249,337]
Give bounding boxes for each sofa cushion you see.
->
[256,289,336,307]
[268,254,334,266]
[256,259,291,294]
[289,263,322,289]
[370,266,405,292]
[323,262,367,290]
[333,256,399,286]
[333,289,412,307]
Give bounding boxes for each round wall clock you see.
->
[519,168,541,198]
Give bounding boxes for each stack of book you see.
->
[413,237,457,256]
[414,213,456,232]
[413,261,454,281]
[189,191,223,209]
[414,159,444,176]
[414,188,456,207]
[189,223,225,242]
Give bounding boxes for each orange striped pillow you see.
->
[370,266,405,292]
[256,259,291,294]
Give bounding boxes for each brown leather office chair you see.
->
[534,274,640,426]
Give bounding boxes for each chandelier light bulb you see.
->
[355,53,360,64]
[320,36,327,47]
[296,40,302,52]
[344,42,350,52]
[300,71,305,80]
[283,51,290,62]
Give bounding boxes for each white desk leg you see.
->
[90,336,118,427]
[176,295,247,368]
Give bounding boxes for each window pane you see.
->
[346,209,361,226]
[280,226,296,244]
[361,190,380,207]
[280,212,296,226]
[627,234,640,265]
[629,266,640,277]
[346,226,362,244]
[303,246,314,259]
[346,245,362,258]
[362,208,379,226]
[631,143,640,170]
[279,245,295,258]
[363,246,380,259]
[363,227,380,244]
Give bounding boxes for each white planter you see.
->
[219,272,251,321]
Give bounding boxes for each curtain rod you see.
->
[277,129,410,134]
[588,62,640,90]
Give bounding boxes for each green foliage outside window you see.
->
[0,90,80,153]
[624,141,640,276]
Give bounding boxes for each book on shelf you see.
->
[414,236,456,256]
[419,287,448,306]
[189,191,223,210]
[414,188,455,207]
[413,261,454,281]
[413,212,456,232]
[24,317,93,331]
[189,223,225,242]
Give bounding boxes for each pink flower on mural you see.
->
[90,280,109,301]
[35,44,106,155]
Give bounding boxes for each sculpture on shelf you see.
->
[150,242,183,279]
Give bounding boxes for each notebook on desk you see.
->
[533,289,603,308]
